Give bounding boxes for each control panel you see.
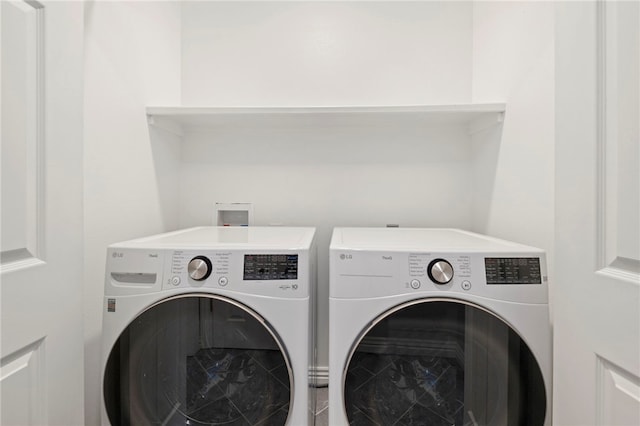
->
[331,250,548,303]
[164,250,308,298]
[243,254,298,280]
[484,257,542,285]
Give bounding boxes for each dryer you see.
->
[329,228,551,426]
[101,226,317,426]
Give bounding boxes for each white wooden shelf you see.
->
[146,103,506,137]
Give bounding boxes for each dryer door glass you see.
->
[103,295,292,426]
[344,300,546,426]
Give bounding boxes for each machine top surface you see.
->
[110,226,316,250]
[331,227,543,253]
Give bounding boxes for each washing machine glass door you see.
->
[344,300,546,426]
[103,295,292,426]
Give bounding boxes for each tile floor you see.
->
[315,386,329,425]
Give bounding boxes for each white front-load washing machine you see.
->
[101,226,317,426]
[329,228,551,426]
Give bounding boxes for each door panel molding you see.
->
[596,0,640,279]
[0,338,46,425]
[596,356,640,426]
[0,0,45,272]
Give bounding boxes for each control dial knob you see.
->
[428,259,454,285]
[188,256,212,281]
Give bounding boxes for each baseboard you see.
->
[309,365,329,387]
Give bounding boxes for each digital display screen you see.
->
[243,254,298,280]
[485,257,542,285]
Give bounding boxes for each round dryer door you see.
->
[103,295,292,426]
[344,300,547,426]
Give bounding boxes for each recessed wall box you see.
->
[214,202,254,226]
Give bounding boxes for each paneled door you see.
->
[555,1,640,425]
[1,1,84,424]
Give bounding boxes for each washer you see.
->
[101,226,317,426]
[329,228,551,426]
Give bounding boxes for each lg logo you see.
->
[340,254,353,260]
[112,252,124,258]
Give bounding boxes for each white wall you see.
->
[182,1,472,106]
[179,1,475,379]
[83,2,181,424]
[471,1,555,257]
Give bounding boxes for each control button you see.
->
[410,279,421,289]
[428,259,454,285]
[188,256,212,281]
[292,284,299,290]
[171,276,181,286]
[218,276,228,286]
[461,280,472,291]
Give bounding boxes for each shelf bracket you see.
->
[468,111,505,135]
[147,114,184,137]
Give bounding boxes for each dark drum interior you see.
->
[344,300,546,426]
[103,295,291,426]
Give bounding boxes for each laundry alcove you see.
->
[145,102,506,385]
